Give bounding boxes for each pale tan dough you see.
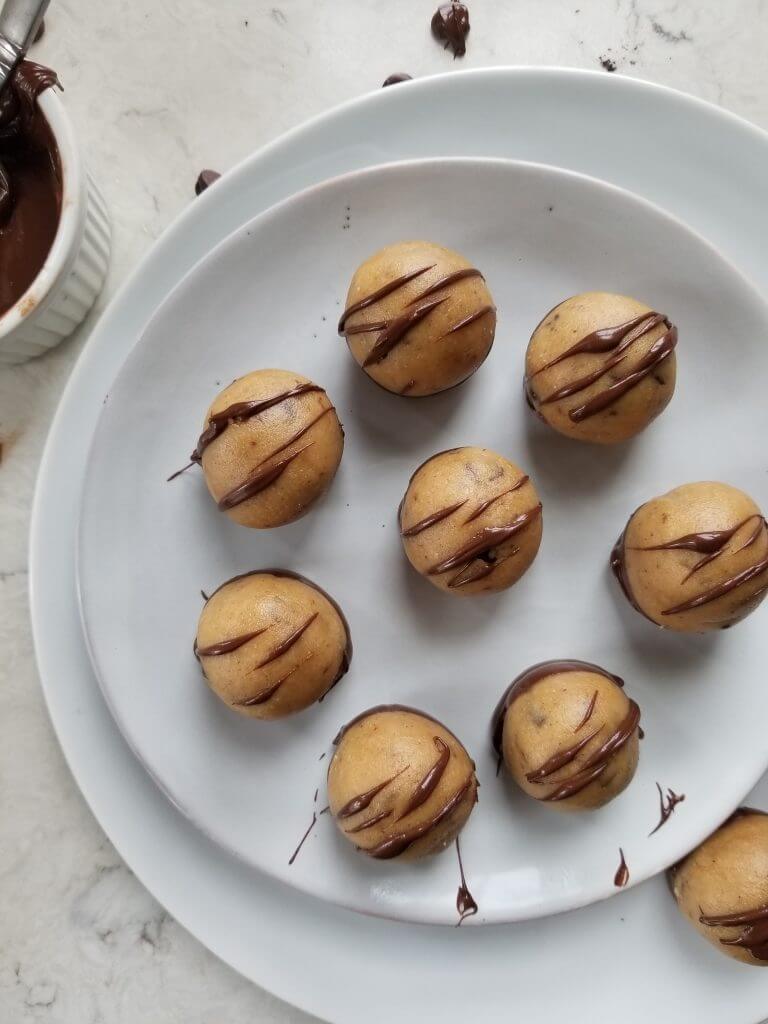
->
[669,809,768,966]
[524,291,677,444]
[195,571,351,720]
[339,240,496,396]
[195,368,344,528]
[399,446,542,596]
[614,481,768,632]
[327,706,478,860]
[497,662,640,811]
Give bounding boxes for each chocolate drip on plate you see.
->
[648,783,685,836]
[396,737,451,821]
[699,904,768,961]
[614,848,629,888]
[382,73,413,86]
[455,837,478,926]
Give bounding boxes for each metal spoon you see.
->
[0,0,49,221]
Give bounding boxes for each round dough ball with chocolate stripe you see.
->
[191,369,344,528]
[612,481,768,632]
[524,292,677,444]
[669,808,768,965]
[399,446,542,595]
[194,570,351,719]
[328,706,478,860]
[338,241,496,396]
[492,660,641,811]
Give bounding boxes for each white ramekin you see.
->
[0,86,111,365]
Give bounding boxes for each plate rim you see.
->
[75,152,768,925]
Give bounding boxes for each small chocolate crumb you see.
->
[195,170,221,196]
[382,73,413,87]
[431,2,470,58]
[600,56,617,72]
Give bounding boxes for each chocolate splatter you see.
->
[614,848,629,887]
[648,783,685,836]
[431,2,470,57]
[455,837,478,926]
[382,73,413,86]
[195,169,221,196]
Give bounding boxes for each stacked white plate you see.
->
[31,69,768,1022]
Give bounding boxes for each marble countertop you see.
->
[1,1,766,1020]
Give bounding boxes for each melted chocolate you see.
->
[217,442,313,510]
[192,383,326,462]
[614,848,629,888]
[455,837,478,926]
[491,660,625,760]
[0,61,62,317]
[255,612,318,668]
[431,2,470,57]
[573,689,599,732]
[610,515,653,620]
[427,505,542,588]
[337,767,406,819]
[195,626,268,657]
[339,264,490,367]
[662,552,768,615]
[365,776,474,859]
[464,475,529,524]
[288,805,329,866]
[525,311,677,423]
[635,514,765,583]
[200,569,352,696]
[382,73,413,86]
[400,499,467,537]
[233,657,309,707]
[648,783,685,836]
[396,737,450,820]
[195,169,221,195]
[699,904,768,961]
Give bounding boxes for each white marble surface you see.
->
[1,1,767,1020]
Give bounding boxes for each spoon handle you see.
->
[0,0,50,84]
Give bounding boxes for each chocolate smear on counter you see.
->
[648,783,685,836]
[195,169,221,196]
[455,837,478,925]
[699,904,768,961]
[431,2,470,57]
[614,848,629,887]
[382,73,413,86]
[0,61,62,316]
[491,660,627,772]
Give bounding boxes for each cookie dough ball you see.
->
[524,292,677,444]
[399,446,542,595]
[328,706,478,859]
[612,482,768,632]
[195,570,351,719]
[191,369,344,528]
[669,808,768,965]
[492,660,640,811]
[338,241,496,396]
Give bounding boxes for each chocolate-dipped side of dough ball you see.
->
[191,369,344,528]
[194,570,352,719]
[338,240,496,396]
[668,808,768,965]
[491,660,640,811]
[399,446,542,595]
[524,292,677,444]
[328,705,478,860]
[612,481,768,632]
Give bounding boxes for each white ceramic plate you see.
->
[77,156,768,925]
[31,69,768,1020]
